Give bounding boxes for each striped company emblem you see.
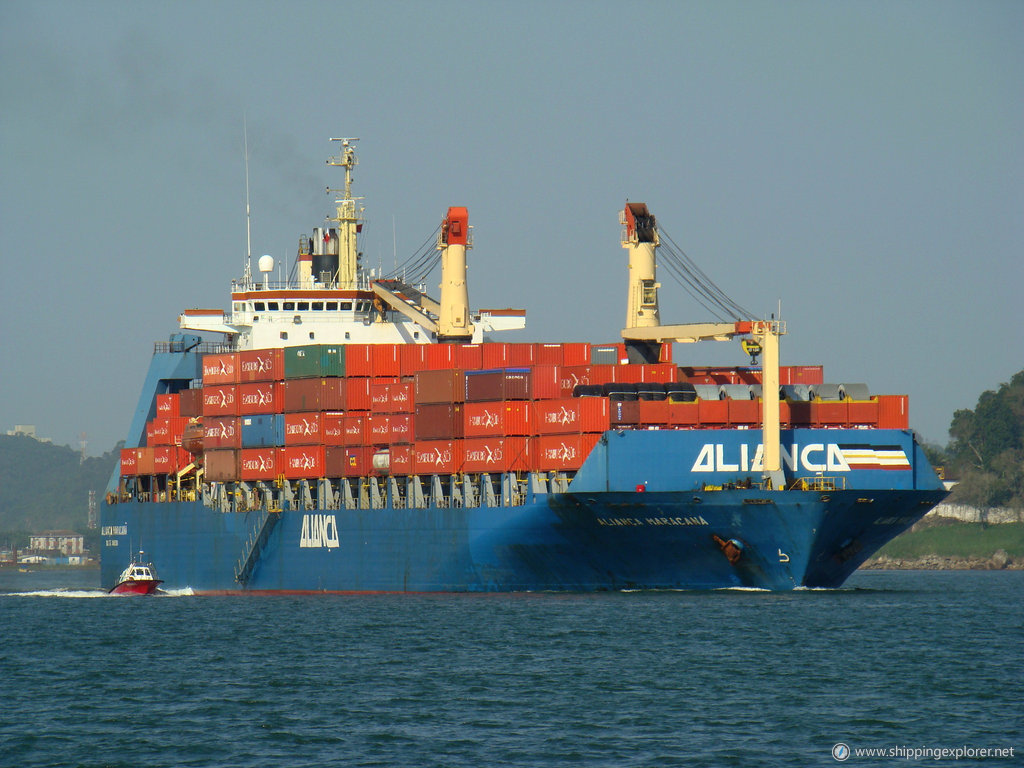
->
[839,444,911,470]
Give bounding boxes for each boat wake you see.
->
[3,586,196,598]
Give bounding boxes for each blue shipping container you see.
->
[241,414,284,448]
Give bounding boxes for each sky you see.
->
[1,0,1021,454]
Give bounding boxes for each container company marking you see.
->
[101,137,947,593]
[300,514,339,549]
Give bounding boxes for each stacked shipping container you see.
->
[122,342,909,482]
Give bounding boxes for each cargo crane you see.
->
[619,202,787,487]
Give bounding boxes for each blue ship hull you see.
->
[101,428,946,593]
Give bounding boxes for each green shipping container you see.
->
[285,345,322,379]
[320,345,345,377]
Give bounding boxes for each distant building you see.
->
[5,424,52,443]
[29,530,84,556]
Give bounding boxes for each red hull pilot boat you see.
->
[109,556,163,595]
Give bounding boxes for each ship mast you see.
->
[326,138,363,289]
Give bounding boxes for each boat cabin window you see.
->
[340,302,353,310]
[267,302,279,311]
[326,302,338,310]
[254,302,266,311]
[297,302,309,311]
[280,331,288,339]
[283,301,295,311]
[312,302,324,311]
[233,302,244,312]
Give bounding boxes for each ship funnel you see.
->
[621,202,661,330]
[436,206,475,343]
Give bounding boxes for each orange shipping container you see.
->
[203,417,241,449]
[120,448,139,476]
[532,434,600,471]
[237,348,284,382]
[531,399,610,434]
[237,381,283,415]
[202,353,238,384]
[202,386,238,416]
[156,394,180,418]
[281,446,324,479]
[877,395,909,429]
[284,413,322,445]
[204,449,239,482]
[463,436,530,473]
[239,447,280,481]
[464,401,532,437]
[413,440,464,474]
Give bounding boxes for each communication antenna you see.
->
[242,118,253,285]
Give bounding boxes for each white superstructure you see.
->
[180,139,525,350]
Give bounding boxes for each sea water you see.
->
[1,569,1020,767]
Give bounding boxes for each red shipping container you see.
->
[387,382,414,413]
[847,400,880,426]
[240,447,281,480]
[153,446,192,474]
[637,400,670,426]
[389,413,413,443]
[877,395,909,429]
[729,399,761,426]
[204,417,241,449]
[147,418,171,446]
[530,365,562,400]
[284,412,322,445]
[120,448,139,476]
[507,343,536,367]
[454,344,484,370]
[613,363,678,384]
[560,365,616,393]
[465,369,532,402]
[204,449,239,481]
[346,377,373,411]
[203,353,238,384]
[389,444,413,475]
[413,440,464,474]
[812,401,848,426]
[422,344,456,371]
[281,445,325,479]
[284,378,328,412]
[237,348,284,382]
[534,343,564,366]
[179,388,203,417]
[698,399,729,425]
[562,343,591,366]
[465,401,532,437]
[611,400,641,426]
[322,413,346,446]
[370,381,390,411]
[667,401,699,426]
[532,434,600,471]
[343,415,367,445]
[202,386,238,416]
[786,365,824,385]
[463,436,530,473]
[400,344,425,377]
[788,401,813,426]
[345,344,371,376]
[532,399,610,434]
[371,344,401,377]
[481,342,511,369]
[325,446,372,477]
[415,369,465,404]
[367,414,392,444]
[237,381,283,415]
[156,394,180,418]
[415,403,465,440]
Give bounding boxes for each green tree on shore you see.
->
[946,370,1024,509]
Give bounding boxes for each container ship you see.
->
[101,138,947,593]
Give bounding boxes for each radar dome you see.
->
[258,254,275,273]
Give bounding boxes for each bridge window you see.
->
[297,302,309,311]
[312,302,324,310]
[254,302,265,311]
[283,302,295,311]
[280,331,288,340]
[340,302,352,310]
[267,302,279,311]
[326,302,338,310]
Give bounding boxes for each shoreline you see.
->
[861,551,1019,571]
